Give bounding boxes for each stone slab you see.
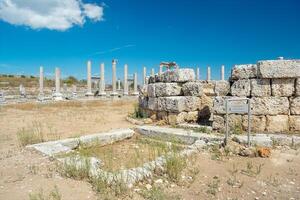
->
[251,97,289,115]
[250,79,271,97]
[296,79,300,96]
[157,96,200,112]
[161,68,195,83]
[214,81,230,96]
[266,115,289,133]
[182,81,203,96]
[231,64,257,80]
[257,60,300,78]
[290,97,300,115]
[231,79,251,97]
[289,115,300,131]
[271,78,295,97]
[242,115,266,132]
[155,83,182,97]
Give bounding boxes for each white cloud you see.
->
[0,0,104,31]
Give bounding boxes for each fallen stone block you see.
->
[157,96,200,112]
[231,79,251,97]
[161,68,195,82]
[182,81,203,96]
[257,59,300,78]
[266,115,289,133]
[231,64,257,80]
[251,97,289,115]
[214,81,230,96]
[289,115,300,131]
[271,78,295,97]
[250,79,271,97]
[290,97,300,115]
[242,115,266,132]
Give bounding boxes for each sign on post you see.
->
[225,98,251,146]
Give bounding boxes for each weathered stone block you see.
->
[289,115,300,131]
[138,96,148,109]
[185,111,199,122]
[199,95,214,117]
[227,114,243,131]
[162,68,195,82]
[271,78,295,97]
[257,59,300,78]
[147,84,156,97]
[182,81,203,96]
[157,96,200,112]
[214,81,230,96]
[290,97,300,115]
[251,97,289,115]
[202,81,216,96]
[231,79,251,97]
[156,111,168,120]
[155,83,182,97]
[242,115,266,132]
[231,64,257,80]
[266,115,289,133]
[213,96,226,114]
[147,97,158,110]
[212,115,225,130]
[295,79,300,96]
[250,79,271,97]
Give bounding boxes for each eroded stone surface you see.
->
[290,97,300,115]
[296,79,300,96]
[231,79,251,97]
[289,115,300,131]
[202,81,216,96]
[266,115,289,133]
[213,96,226,114]
[214,81,230,96]
[148,97,158,110]
[251,97,289,115]
[242,115,266,132]
[161,68,195,82]
[231,64,257,80]
[182,81,203,96]
[157,96,200,112]
[212,115,224,130]
[257,59,300,78]
[155,83,182,97]
[271,78,295,97]
[250,79,271,97]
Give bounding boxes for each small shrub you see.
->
[131,105,148,119]
[206,176,220,196]
[17,126,44,147]
[61,156,91,180]
[241,161,263,177]
[232,122,243,135]
[141,186,166,200]
[165,153,187,182]
[29,185,61,200]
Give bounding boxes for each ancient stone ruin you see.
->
[139,59,300,133]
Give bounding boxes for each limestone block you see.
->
[227,114,243,130]
[182,81,203,96]
[185,111,199,122]
[156,111,168,120]
[212,115,224,130]
[250,79,271,97]
[251,97,289,115]
[162,68,195,83]
[147,84,156,97]
[296,79,300,96]
[290,97,300,115]
[199,95,214,117]
[138,96,148,109]
[155,83,182,97]
[147,97,158,110]
[202,81,216,96]
[213,96,226,114]
[266,115,289,133]
[289,115,300,131]
[271,78,295,97]
[140,85,148,97]
[177,112,188,124]
[157,96,200,112]
[257,59,300,78]
[231,79,251,97]
[231,64,257,80]
[242,115,266,132]
[214,81,230,96]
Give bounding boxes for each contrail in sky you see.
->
[91,44,136,56]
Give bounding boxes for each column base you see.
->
[85,92,94,96]
[131,92,139,96]
[98,92,107,96]
[123,92,129,96]
[110,92,119,96]
[53,93,63,101]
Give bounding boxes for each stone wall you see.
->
[212,59,300,133]
[139,59,300,134]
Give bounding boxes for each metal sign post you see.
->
[225,98,251,146]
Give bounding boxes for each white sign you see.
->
[228,102,249,113]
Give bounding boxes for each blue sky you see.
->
[0,0,300,82]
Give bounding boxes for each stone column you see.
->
[132,72,139,95]
[117,79,121,90]
[85,60,93,96]
[159,65,163,75]
[39,66,44,96]
[207,66,211,81]
[123,64,128,95]
[72,85,77,98]
[143,66,147,85]
[53,67,63,100]
[99,63,106,96]
[196,67,200,80]
[221,65,225,81]
[151,68,155,77]
[111,59,118,96]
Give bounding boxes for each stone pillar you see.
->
[117,79,121,90]
[143,66,147,85]
[196,67,200,80]
[123,64,128,95]
[99,63,106,96]
[151,68,155,77]
[133,72,139,95]
[86,60,93,96]
[111,59,118,96]
[159,65,163,75]
[39,66,44,96]
[72,85,77,98]
[207,66,211,81]
[221,65,225,81]
[53,67,63,100]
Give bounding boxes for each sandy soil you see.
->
[0,99,299,200]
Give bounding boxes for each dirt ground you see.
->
[0,99,299,200]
